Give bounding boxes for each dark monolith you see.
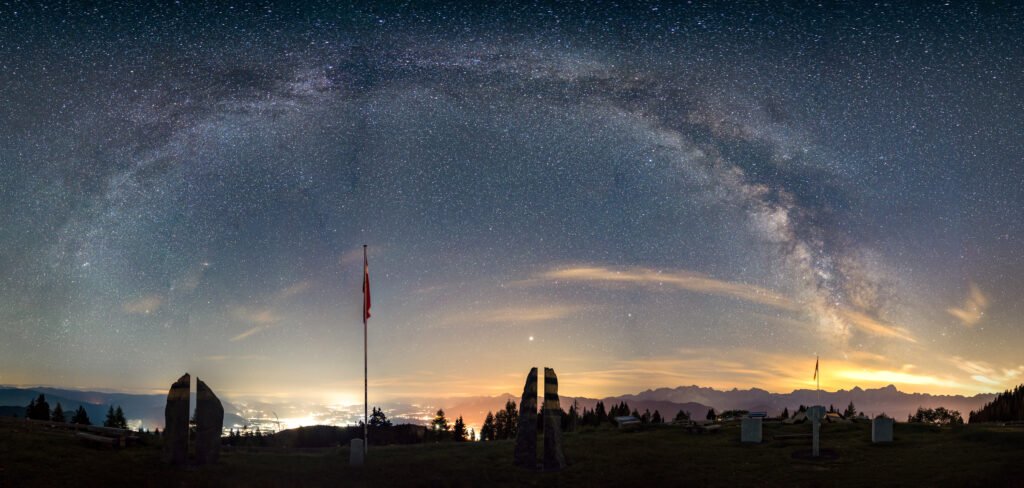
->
[513,367,538,468]
[162,373,190,465]
[542,367,567,471]
[195,378,224,465]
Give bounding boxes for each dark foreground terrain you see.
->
[2,417,1023,487]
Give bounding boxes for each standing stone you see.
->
[349,438,364,466]
[513,367,538,469]
[740,417,762,443]
[195,379,225,465]
[806,405,826,457]
[872,415,894,443]
[162,373,190,465]
[542,368,567,471]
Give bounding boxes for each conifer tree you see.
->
[452,416,468,442]
[481,411,496,440]
[431,409,450,432]
[51,403,66,423]
[71,405,91,425]
[104,406,117,428]
[114,406,128,429]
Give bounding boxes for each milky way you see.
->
[1,2,1023,400]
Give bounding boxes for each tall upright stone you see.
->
[542,368,567,471]
[513,367,538,469]
[162,373,190,465]
[195,379,225,465]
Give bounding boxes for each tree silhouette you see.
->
[369,407,392,427]
[781,407,789,419]
[843,401,857,418]
[114,406,128,429]
[969,384,1024,423]
[431,409,450,432]
[51,403,66,423]
[104,406,125,428]
[706,408,717,421]
[26,394,51,421]
[595,401,607,424]
[452,416,468,442]
[674,410,690,422]
[70,405,91,425]
[652,410,662,424]
[480,411,496,440]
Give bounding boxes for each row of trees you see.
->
[25,394,93,426]
[908,407,964,425]
[428,408,473,442]
[477,399,685,439]
[969,384,1024,423]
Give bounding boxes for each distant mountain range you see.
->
[1,384,999,431]
[429,385,998,427]
[0,387,246,430]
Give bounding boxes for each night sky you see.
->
[2,2,1022,405]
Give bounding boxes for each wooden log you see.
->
[76,432,119,448]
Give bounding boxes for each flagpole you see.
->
[363,244,368,457]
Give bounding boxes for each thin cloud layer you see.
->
[948,283,990,327]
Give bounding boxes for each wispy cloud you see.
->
[230,325,273,342]
[947,283,989,327]
[538,265,798,311]
[532,265,916,343]
[950,356,1024,387]
[229,306,281,341]
[440,304,581,327]
[838,309,917,344]
[122,295,162,315]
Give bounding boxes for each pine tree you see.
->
[481,411,496,440]
[104,406,117,428]
[843,401,857,418]
[674,410,690,422]
[503,399,518,438]
[595,401,607,424]
[452,416,468,442]
[706,408,717,421]
[652,410,662,424]
[71,405,91,425]
[494,410,509,439]
[27,394,51,421]
[431,409,450,433]
[781,407,789,419]
[51,403,66,423]
[114,406,128,429]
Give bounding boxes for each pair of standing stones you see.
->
[514,367,567,471]
[163,373,224,466]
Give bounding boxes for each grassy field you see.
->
[2,418,1023,487]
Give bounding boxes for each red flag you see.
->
[363,247,371,323]
[813,356,819,380]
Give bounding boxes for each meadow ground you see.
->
[2,418,1023,487]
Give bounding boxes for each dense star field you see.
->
[1,2,1022,404]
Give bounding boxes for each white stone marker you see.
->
[806,406,826,457]
[871,416,894,443]
[741,417,762,443]
[349,438,364,466]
